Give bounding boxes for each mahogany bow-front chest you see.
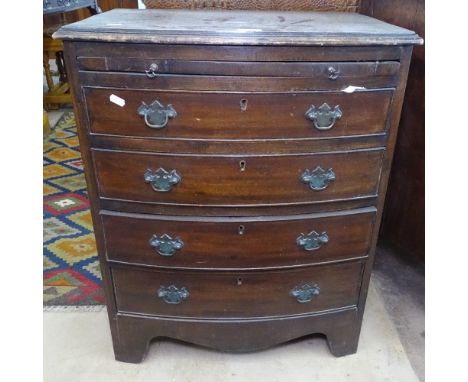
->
[55,9,422,363]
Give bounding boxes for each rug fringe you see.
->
[43,305,106,312]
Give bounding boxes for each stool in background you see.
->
[43,1,101,110]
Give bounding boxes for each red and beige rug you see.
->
[43,111,105,306]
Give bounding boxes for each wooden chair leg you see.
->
[55,51,67,83]
[43,53,54,91]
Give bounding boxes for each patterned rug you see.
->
[43,110,105,306]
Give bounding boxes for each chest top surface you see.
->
[54,8,422,46]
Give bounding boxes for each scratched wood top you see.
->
[54,9,423,46]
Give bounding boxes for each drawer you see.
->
[112,261,364,318]
[92,149,384,206]
[102,208,375,269]
[76,43,400,91]
[81,70,397,92]
[74,42,403,63]
[79,56,399,84]
[84,88,393,140]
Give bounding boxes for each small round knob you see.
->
[145,63,159,78]
[327,66,339,80]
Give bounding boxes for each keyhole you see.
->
[237,277,243,286]
[240,98,248,111]
[238,225,245,235]
[239,160,246,172]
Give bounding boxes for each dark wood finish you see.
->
[58,9,421,363]
[80,71,397,92]
[112,261,364,318]
[100,196,378,217]
[74,41,404,62]
[78,56,399,79]
[361,0,425,261]
[90,133,387,155]
[102,208,376,269]
[113,308,360,362]
[84,88,394,140]
[92,149,384,206]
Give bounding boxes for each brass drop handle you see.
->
[158,285,189,304]
[300,166,336,191]
[290,283,320,303]
[149,234,184,256]
[305,103,343,130]
[137,100,177,129]
[144,168,181,192]
[145,63,159,78]
[296,231,329,251]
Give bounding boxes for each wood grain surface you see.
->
[78,56,400,78]
[79,71,397,92]
[102,208,375,269]
[112,260,364,318]
[74,42,404,62]
[92,148,384,206]
[84,88,394,140]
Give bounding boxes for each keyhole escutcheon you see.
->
[239,160,246,172]
[240,98,248,111]
[238,225,245,235]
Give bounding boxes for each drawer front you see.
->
[84,88,392,140]
[112,261,363,318]
[74,42,403,63]
[102,209,375,269]
[79,57,399,84]
[80,71,396,93]
[92,149,384,206]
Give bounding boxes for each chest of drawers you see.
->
[55,9,422,363]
